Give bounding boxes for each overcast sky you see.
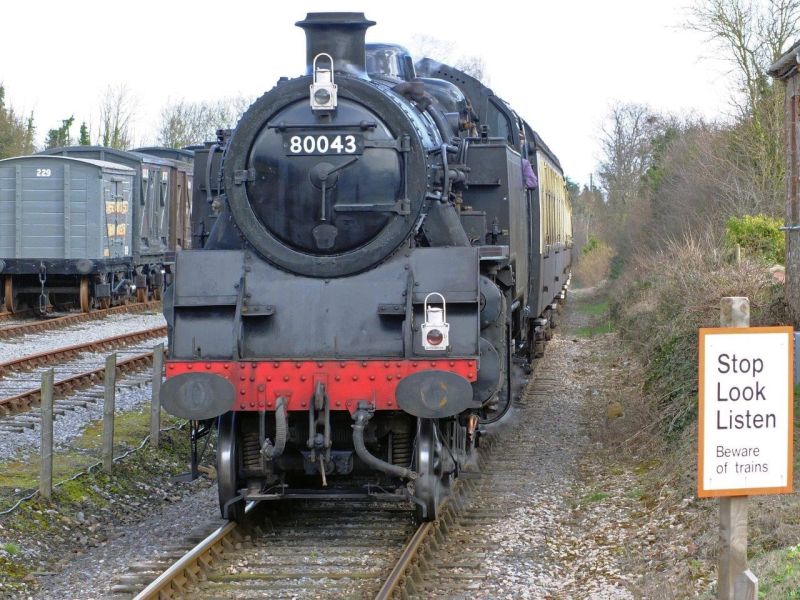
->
[1,0,753,186]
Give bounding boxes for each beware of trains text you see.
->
[698,327,794,497]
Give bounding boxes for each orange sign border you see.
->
[698,326,794,498]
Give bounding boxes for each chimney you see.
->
[296,12,376,79]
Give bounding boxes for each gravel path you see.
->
[475,341,635,600]
[503,296,634,598]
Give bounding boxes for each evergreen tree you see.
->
[45,116,74,149]
[78,122,90,145]
[0,85,35,158]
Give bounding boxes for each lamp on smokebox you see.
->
[310,53,337,111]
[422,292,450,351]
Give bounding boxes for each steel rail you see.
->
[0,300,161,340]
[132,503,255,600]
[374,521,432,600]
[0,326,166,378]
[0,352,155,415]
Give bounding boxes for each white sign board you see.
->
[698,326,794,497]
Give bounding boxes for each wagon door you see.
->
[138,167,153,254]
[171,168,191,250]
[103,178,131,259]
[157,169,170,252]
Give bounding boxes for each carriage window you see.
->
[140,168,149,206]
[160,171,169,207]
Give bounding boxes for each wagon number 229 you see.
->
[287,134,361,155]
[36,169,51,177]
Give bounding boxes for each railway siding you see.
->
[0,301,161,340]
[0,316,167,462]
[0,326,165,380]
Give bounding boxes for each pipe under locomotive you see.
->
[159,12,571,522]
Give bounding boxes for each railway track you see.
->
[120,500,417,599]
[114,361,553,600]
[0,327,166,431]
[0,300,161,339]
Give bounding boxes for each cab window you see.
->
[486,100,512,145]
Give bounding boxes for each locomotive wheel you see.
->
[415,418,449,522]
[217,412,246,523]
[3,277,16,313]
[136,287,146,303]
[79,277,91,313]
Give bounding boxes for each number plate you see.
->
[284,134,364,156]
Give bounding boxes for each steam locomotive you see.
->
[160,12,572,522]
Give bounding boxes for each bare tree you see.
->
[598,103,662,209]
[98,84,137,149]
[157,97,251,149]
[689,0,800,112]
[687,0,799,217]
[761,0,800,63]
[454,56,488,83]
[409,35,456,63]
[408,34,489,83]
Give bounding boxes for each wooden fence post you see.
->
[39,369,54,500]
[734,570,758,600]
[719,297,750,600]
[102,353,116,472]
[150,343,164,448]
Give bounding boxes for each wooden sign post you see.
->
[698,297,794,600]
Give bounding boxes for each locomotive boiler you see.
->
[159,12,571,522]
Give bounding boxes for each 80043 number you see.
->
[284,134,363,156]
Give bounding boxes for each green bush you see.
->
[724,214,785,264]
[582,235,600,255]
[611,235,791,438]
[609,254,624,280]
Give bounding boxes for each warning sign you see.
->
[698,326,794,497]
